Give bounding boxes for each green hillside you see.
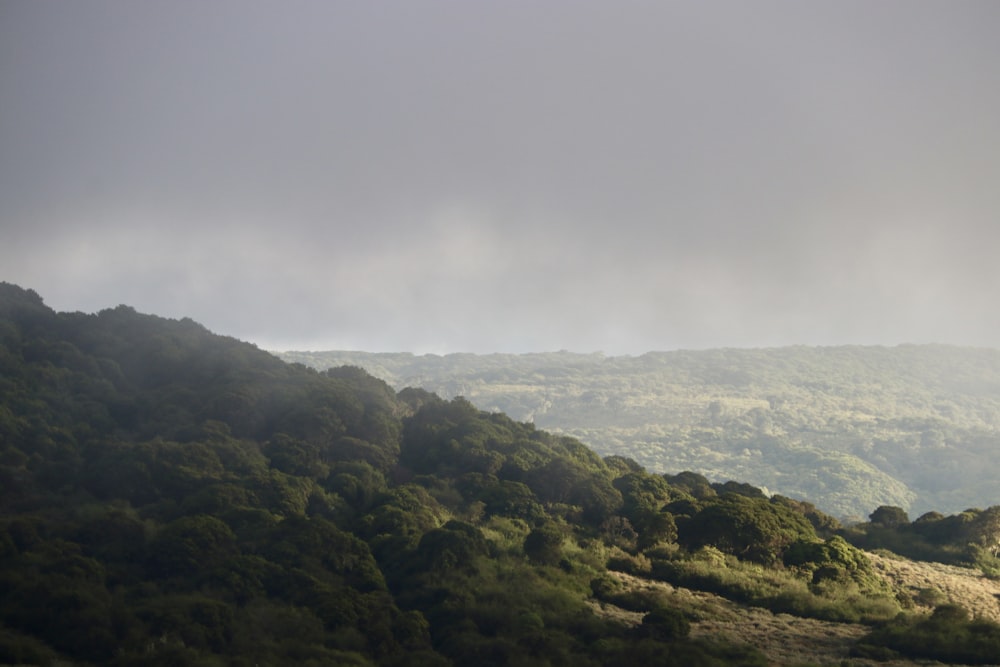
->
[6,282,1000,665]
[278,348,1000,518]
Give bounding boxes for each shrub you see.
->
[638,607,690,640]
[523,523,564,565]
[606,547,652,575]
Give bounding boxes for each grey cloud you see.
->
[2,1,999,353]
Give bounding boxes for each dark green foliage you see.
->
[783,535,887,594]
[869,504,909,527]
[0,625,63,665]
[326,460,387,513]
[148,514,238,578]
[0,285,434,664]
[523,522,565,565]
[639,607,691,640]
[0,283,952,666]
[855,604,1000,664]
[573,474,625,525]
[478,479,545,521]
[712,480,767,499]
[665,471,716,500]
[844,504,1000,571]
[613,471,680,548]
[769,494,841,535]
[416,520,489,573]
[0,540,117,661]
[262,515,386,591]
[603,454,644,476]
[678,493,817,564]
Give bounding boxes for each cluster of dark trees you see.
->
[848,503,1000,572]
[1,282,998,665]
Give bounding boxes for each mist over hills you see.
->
[9,282,1000,664]
[277,346,1000,519]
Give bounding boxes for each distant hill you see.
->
[277,346,1000,518]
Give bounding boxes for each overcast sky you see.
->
[2,1,999,354]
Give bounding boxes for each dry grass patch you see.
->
[589,558,1000,666]
[588,572,872,665]
[868,551,1000,622]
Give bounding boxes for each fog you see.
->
[2,1,999,353]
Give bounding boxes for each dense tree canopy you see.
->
[0,283,785,665]
[2,282,991,666]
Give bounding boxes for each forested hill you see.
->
[9,282,1000,665]
[0,282,819,665]
[277,346,1000,519]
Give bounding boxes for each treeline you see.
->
[278,347,1000,518]
[2,283,999,665]
[846,504,1000,574]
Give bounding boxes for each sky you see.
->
[2,1,999,355]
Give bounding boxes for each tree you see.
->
[523,523,564,565]
[572,475,624,525]
[633,509,678,549]
[869,505,909,528]
[679,494,816,564]
[415,521,489,573]
[601,516,638,549]
[638,607,690,640]
[665,471,716,500]
[969,506,1000,557]
[479,481,544,521]
[147,515,238,578]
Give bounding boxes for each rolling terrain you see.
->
[5,282,1000,665]
[279,348,1000,518]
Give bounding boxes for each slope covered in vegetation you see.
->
[278,347,1000,518]
[4,282,1000,666]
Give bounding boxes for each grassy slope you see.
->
[867,552,1000,624]
[596,553,1000,666]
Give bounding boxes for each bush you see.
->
[523,524,564,565]
[606,547,651,575]
[638,607,690,640]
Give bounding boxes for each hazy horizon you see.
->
[3,1,999,355]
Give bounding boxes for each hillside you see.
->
[5,282,1000,666]
[277,348,1000,518]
